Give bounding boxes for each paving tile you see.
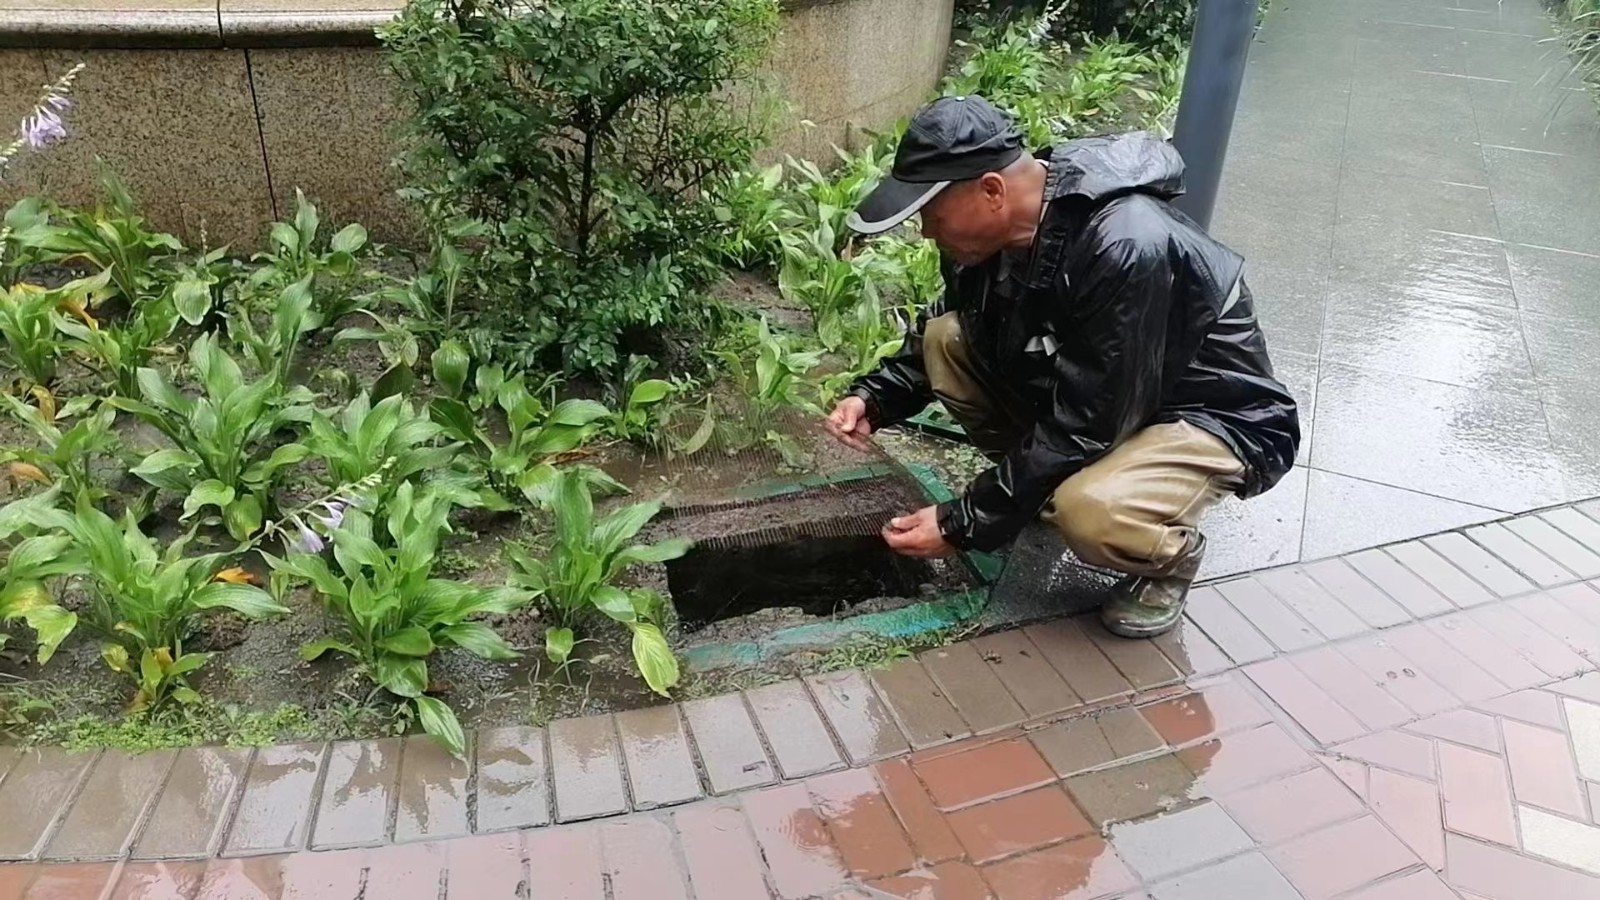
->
[1245,657,1366,745]
[1467,604,1592,678]
[1022,619,1135,704]
[223,742,325,856]
[981,836,1137,900]
[809,768,917,880]
[1384,623,1510,703]
[1255,569,1369,640]
[393,733,470,843]
[363,842,446,900]
[1215,579,1322,652]
[743,783,849,899]
[1438,742,1518,845]
[548,714,629,822]
[1218,767,1364,843]
[1345,548,1455,618]
[1507,518,1600,579]
[1030,712,1159,780]
[872,658,973,750]
[1509,592,1600,661]
[0,864,35,897]
[1344,869,1458,900]
[1590,783,1600,825]
[921,643,1028,734]
[1368,767,1444,871]
[1182,587,1277,665]
[1544,508,1600,556]
[1550,582,1600,631]
[24,862,119,899]
[1336,635,1457,718]
[1149,616,1235,678]
[946,787,1092,865]
[1470,523,1579,588]
[1406,710,1501,753]
[682,694,776,795]
[473,725,550,832]
[1177,724,1316,794]
[971,630,1082,719]
[1333,730,1436,780]
[1148,852,1302,900]
[1301,558,1412,628]
[199,855,291,899]
[1425,532,1538,598]
[0,748,97,861]
[1079,618,1184,691]
[675,803,771,900]
[1502,720,1586,819]
[1448,831,1600,898]
[1386,541,1494,607]
[441,833,526,900]
[1563,699,1600,782]
[110,860,207,898]
[874,759,964,864]
[278,847,367,900]
[1065,755,1197,828]
[614,705,703,809]
[806,670,911,765]
[1139,679,1271,747]
[1474,690,1566,730]
[1322,755,1369,801]
[1301,468,1502,563]
[311,738,401,850]
[1423,614,1547,690]
[46,750,175,862]
[601,816,690,900]
[871,860,994,900]
[1109,801,1254,881]
[1548,672,1600,704]
[1293,646,1414,731]
[746,680,844,779]
[524,824,604,900]
[1268,816,1417,900]
[913,738,1055,812]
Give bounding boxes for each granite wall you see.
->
[0,0,954,249]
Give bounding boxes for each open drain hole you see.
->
[667,532,940,629]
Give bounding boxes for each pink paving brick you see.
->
[442,833,527,899]
[1383,623,1510,703]
[1291,646,1413,732]
[1447,832,1600,897]
[310,739,401,850]
[743,784,849,899]
[912,737,1056,811]
[1502,720,1587,818]
[393,734,471,843]
[1150,615,1235,678]
[872,658,974,750]
[1335,635,1457,718]
[614,705,703,809]
[944,787,1092,864]
[1475,690,1568,730]
[1438,742,1519,846]
[279,848,366,899]
[1322,755,1369,800]
[1021,619,1134,704]
[1244,657,1365,745]
[109,861,206,898]
[682,693,779,794]
[601,816,691,900]
[1368,767,1445,870]
[523,825,605,900]
[473,725,551,832]
[808,768,917,880]
[746,680,845,779]
[1182,586,1277,665]
[1301,558,1412,629]
[871,860,995,900]
[1267,816,1418,900]
[980,836,1137,900]
[1138,678,1271,747]
[920,642,1028,734]
[1423,614,1547,690]
[199,855,288,899]
[1333,730,1436,780]
[362,841,446,900]
[1510,592,1600,661]
[1254,568,1369,640]
[805,670,912,766]
[874,759,964,864]
[1468,605,1591,679]
[1344,869,1459,900]
[25,862,120,899]
[1217,767,1364,843]
[675,803,772,900]
[1215,578,1323,651]
[970,630,1082,719]
[1176,723,1316,794]
[1405,709,1501,753]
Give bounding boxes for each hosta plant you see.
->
[715,316,824,466]
[601,355,676,448]
[506,469,689,696]
[265,482,525,755]
[113,333,314,539]
[306,391,490,515]
[229,276,320,388]
[0,282,68,386]
[0,485,76,662]
[245,190,378,327]
[2,495,287,709]
[0,391,119,506]
[54,270,182,397]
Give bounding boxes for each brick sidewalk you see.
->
[4,501,1600,898]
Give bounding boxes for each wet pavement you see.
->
[1200,0,1600,578]
[4,499,1600,896]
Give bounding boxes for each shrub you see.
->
[381,0,781,375]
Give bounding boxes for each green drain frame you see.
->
[680,461,1003,671]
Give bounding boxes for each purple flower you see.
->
[313,500,346,531]
[21,108,66,150]
[44,95,71,113]
[294,524,326,554]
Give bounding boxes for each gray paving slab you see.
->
[1300,470,1501,562]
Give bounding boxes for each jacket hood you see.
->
[1042,131,1187,203]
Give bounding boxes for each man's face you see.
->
[918,174,1010,266]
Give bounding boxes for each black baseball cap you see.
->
[846,94,1025,235]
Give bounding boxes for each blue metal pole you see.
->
[1170,0,1257,231]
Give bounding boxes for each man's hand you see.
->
[883,505,955,558]
[824,395,875,452]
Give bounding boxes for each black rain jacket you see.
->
[849,132,1301,552]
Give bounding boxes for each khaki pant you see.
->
[924,313,1245,576]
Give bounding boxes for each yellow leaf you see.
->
[213,567,259,585]
[101,644,130,673]
[153,647,174,669]
[6,462,50,486]
[56,295,96,328]
[28,385,55,421]
[11,283,45,294]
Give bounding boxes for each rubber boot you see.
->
[1099,533,1207,639]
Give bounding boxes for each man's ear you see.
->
[980,171,1008,209]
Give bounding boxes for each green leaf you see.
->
[593,500,663,558]
[373,364,416,401]
[330,222,368,254]
[130,449,200,489]
[414,695,466,758]
[172,686,203,705]
[300,637,358,661]
[630,622,680,697]
[172,276,213,326]
[191,582,289,619]
[182,480,235,519]
[168,652,212,678]
[429,398,479,445]
[545,626,574,664]
[224,494,263,540]
[628,379,672,406]
[612,537,693,571]
[18,604,76,665]
[678,402,716,455]
[439,622,518,660]
[430,339,470,397]
[553,469,594,551]
[378,625,436,657]
[591,585,637,623]
[375,656,427,698]
[547,399,610,427]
